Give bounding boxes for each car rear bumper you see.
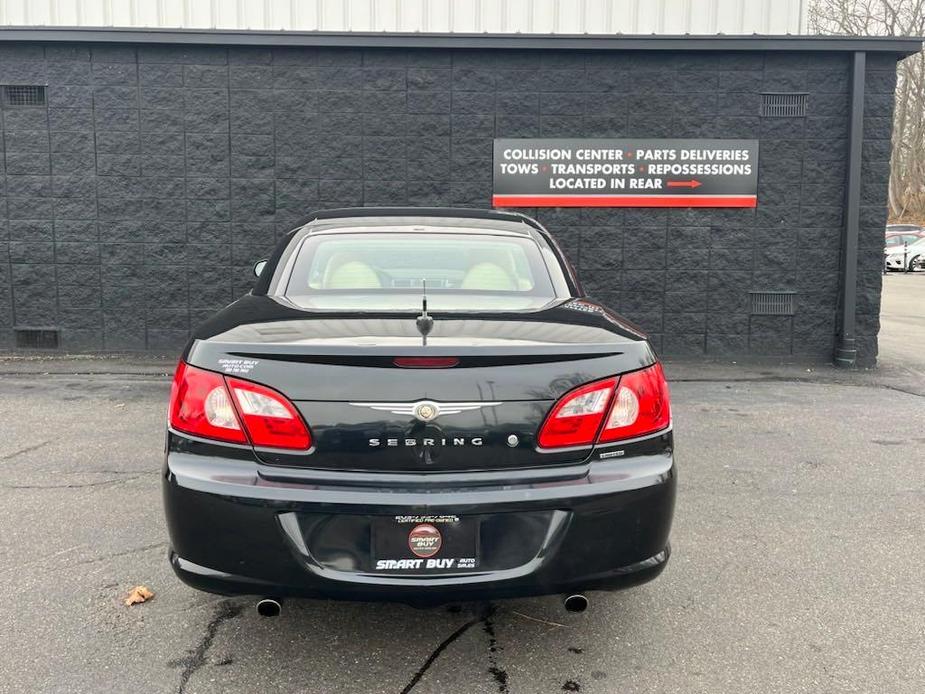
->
[163,436,676,605]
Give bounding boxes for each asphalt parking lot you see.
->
[880,272,925,382]
[1,278,924,694]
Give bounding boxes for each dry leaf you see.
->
[124,585,154,606]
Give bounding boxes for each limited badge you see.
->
[408,523,442,558]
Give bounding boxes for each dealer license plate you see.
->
[371,515,480,573]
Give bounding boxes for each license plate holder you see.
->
[371,515,480,573]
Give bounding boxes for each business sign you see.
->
[492,138,758,208]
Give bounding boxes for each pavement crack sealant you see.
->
[175,600,243,694]
[399,615,481,694]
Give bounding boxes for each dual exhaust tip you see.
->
[255,598,282,617]
[255,593,588,617]
[563,593,589,613]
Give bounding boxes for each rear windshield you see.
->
[283,232,559,312]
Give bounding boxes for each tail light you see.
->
[598,363,671,443]
[537,377,616,448]
[226,377,312,450]
[169,362,312,450]
[169,362,247,444]
[537,363,670,449]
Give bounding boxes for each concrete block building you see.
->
[0,2,918,365]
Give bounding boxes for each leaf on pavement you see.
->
[124,585,154,606]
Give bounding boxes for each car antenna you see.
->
[416,279,434,345]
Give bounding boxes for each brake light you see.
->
[226,377,312,450]
[168,362,312,450]
[537,377,616,448]
[537,363,671,449]
[393,357,460,368]
[169,362,247,444]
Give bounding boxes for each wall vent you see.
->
[14,327,60,349]
[760,93,807,118]
[749,291,796,316]
[3,85,47,107]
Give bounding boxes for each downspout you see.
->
[834,51,866,368]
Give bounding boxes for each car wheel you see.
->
[909,255,922,272]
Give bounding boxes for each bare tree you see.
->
[810,0,925,219]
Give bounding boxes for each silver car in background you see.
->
[884,237,925,271]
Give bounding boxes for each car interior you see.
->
[305,237,537,293]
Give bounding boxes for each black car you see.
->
[164,208,675,612]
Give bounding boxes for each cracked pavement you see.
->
[0,276,923,693]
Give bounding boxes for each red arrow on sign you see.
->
[666,179,703,188]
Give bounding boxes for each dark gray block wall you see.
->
[0,42,899,362]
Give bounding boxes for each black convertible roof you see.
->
[301,207,545,235]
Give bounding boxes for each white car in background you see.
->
[884,237,925,271]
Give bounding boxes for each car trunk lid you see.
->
[185,301,655,472]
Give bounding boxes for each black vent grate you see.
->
[760,93,807,117]
[750,291,796,316]
[3,85,46,107]
[14,328,59,349]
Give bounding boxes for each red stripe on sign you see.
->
[492,194,758,208]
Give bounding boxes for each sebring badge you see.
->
[350,399,501,422]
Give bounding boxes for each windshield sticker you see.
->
[217,358,259,375]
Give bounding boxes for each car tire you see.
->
[909,255,922,272]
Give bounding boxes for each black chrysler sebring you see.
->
[164,207,675,612]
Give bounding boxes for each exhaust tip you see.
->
[255,598,282,617]
[563,594,589,613]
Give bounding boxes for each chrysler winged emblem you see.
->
[414,402,439,422]
[350,400,501,422]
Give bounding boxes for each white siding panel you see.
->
[715,0,745,34]
[635,1,662,34]
[186,1,212,28]
[265,0,289,30]
[79,0,107,26]
[291,0,318,32]
[584,0,609,34]
[18,0,46,24]
[136,0,161,27]
[0,0,808,34]
[429,0,454,32]
[555,0,582,34]
[403,0,428,33]
[665,0,696,35]
[238,0,266,29]
[530,0,556,34]
[481,0,506,34]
